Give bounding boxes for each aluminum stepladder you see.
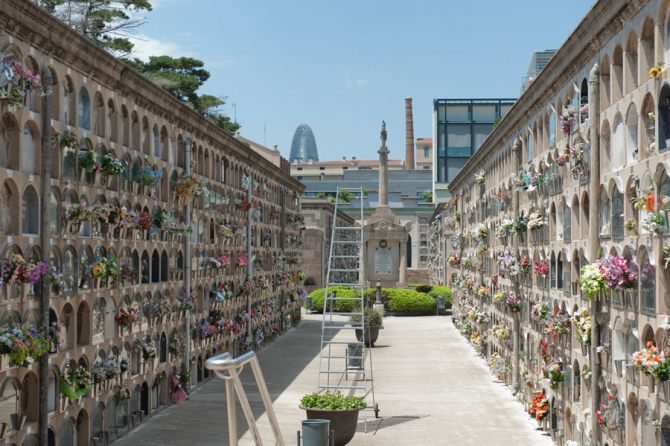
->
[317,186,378,432]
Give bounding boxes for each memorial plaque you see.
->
[374,247,392,274]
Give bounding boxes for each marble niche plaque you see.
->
[374,247,392,274]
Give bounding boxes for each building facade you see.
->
[289,124,319,164]
[292,157,405,182]
[300,199,356,292]
[432,98,516,202]
[0,1,305,445]
[433,1,670,445]
[415,137,432,170]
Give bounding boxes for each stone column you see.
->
[378,145,389,207]
[588,63,602,446]
[399,240,408,284]
[512,138,521,395]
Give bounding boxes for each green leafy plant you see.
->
[300,391,366,410]
[348,307,382,326]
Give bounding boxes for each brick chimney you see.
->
[405,97,415,169]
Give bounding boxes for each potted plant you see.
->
[299,391,366,446]
[349,308,382,347]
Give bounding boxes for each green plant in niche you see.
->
[300,391,366,410]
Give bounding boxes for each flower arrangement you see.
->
[447,254,461,266]
[512,169,545,193]
[570,143,587,179]
[152,211,172,231]
[642,210,666,235]
[119,357,129,373]
[169,334,186,356]
[237,200,252,211]
[527,212,547,231]
[546,363,564,390]
[491,274,498,287]
[52,130,79,149]
[3,254,48,286]
[497,246,519,275]
[0,326,53,366]
[533,260,549,277]
[570,308,591,345]
[117,386,131,401]
[115,308,138,327]
[512,216,527,235]
[579,262,606,299]
[519,257,531,273]
[560,115,575,135]
[141,341,158,361]
[528,390,549,421]
[49,262,65,291]
[649,62,665,79]
[168,222,193,234]
[100,153,128,176]
[597,255,637,291]
[530,303,549,322]
[580,368,592,381]
[552,310,570,334]
[495,218,515,238]
[175,174,210,199]
[493,292,505,304]
[506,295,521,313]
[136,162,163,188]
[60,364,92,400]
[134,211,154,231]
[78,150,100,173]
[474,170,485,185]
[490,324,509,340]
[632,342,670,382]
[89,255,121,279]
[235,252,248,268]
[173,294,196,313]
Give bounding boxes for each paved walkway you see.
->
[114,314,554,446]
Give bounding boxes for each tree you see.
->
[337,190,352,203]
[128,56,240,134]
[421,191,433,203]
[37,0,153,57]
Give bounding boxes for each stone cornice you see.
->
[0,0,303,191]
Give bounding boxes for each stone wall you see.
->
[407,269,429,285]
[0,1,306,445]
[435,0,670,443]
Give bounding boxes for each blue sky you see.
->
[131,0,594,162]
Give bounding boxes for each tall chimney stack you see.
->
[405,97,415,170]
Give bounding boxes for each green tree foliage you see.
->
[36,0,153,56]
[421,190,433,203]
[127,56,240,134]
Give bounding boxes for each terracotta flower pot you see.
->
[355,326,381,347]
[300,407,360,446]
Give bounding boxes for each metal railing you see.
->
[205,351,285,446]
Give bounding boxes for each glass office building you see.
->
[432,98,516,201]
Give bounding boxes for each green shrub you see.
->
[414,285,433,293]
[349,308,382,326]
[309,287,358,313]
[300,391,366,410]
[387,290,436,312]
[428,286,453,309]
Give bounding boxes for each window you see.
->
[297,167,302,171]
[22,186,39,235]
[640,251,655,314]
[446,105,469,121]
[472,105,496,122]
[22,124,36,174]
[424,148,429,157]
[343,166,348,170]
[659,85,670,151]
[527,132,532,162]
[612,189,624,238]
[563,206,571,243]
[78,86,91,130]
[548,111,556,147]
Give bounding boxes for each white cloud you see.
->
[344,70,371,90]
[128,34,196,61]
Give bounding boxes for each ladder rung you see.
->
[327,283,362,286]
[333,241,361,244]
[324,312,363,316]
[319,370,357,374]
[322,341,364,345]
[321,356,364,359]
[325,297,363,300]
[331,255,360,259]
[318,386,366,390]
[334,227,361,230]
[323,326,362,330]
[328,269,360,272]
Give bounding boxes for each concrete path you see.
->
[114,314,554,446]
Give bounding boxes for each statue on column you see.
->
[380,121,387,147]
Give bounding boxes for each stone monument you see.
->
[363,122,411,289]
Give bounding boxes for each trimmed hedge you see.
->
[427,286,453,309]
[309,287,442,313]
